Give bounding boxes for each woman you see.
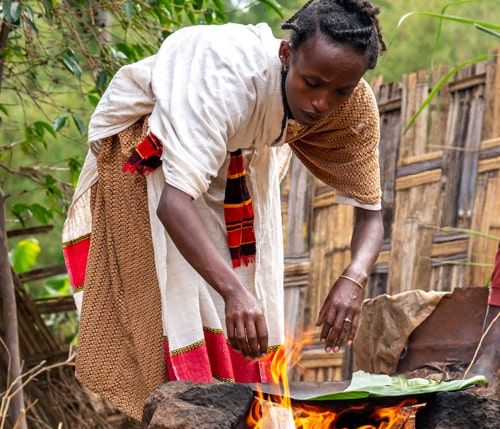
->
[63,0,386,419]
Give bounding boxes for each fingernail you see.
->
[334,346,339,353]
[347,340,352,346]
[326,347,331,353]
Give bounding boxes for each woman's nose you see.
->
[311,95,329,113]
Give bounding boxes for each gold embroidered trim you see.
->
[203,326,224,335]
[170,339,205,356]
[213,374,235,383]
[62,233,91,248]
[72,284,85,293]
[267,344,282,353]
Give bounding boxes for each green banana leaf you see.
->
[305,371,487,401]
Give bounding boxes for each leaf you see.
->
[53,115,68,132]
[29,203,53,224]
[45,274,71,295]
[441,226,500,241]
[71,113,86,135]
[10,1,20,22]
[24,4,38,33]
[87,94,100,107]
[397,12,500,32]
[404,54,490,133]
[123,1,136,20]
[304,371,487,401]
[34,120,56,138]
[61,51,82,78]
[11,238,41,273]
[95,70,107,92]
[10,203,31,227]
[474,24,500,38]
[0,103,9,116]
[212,0,226,20]
[257,0,284,19]
[67,156,83,187]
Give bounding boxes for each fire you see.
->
[247,340,417,429]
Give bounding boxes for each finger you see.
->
[320,305,338,341]
[226,317,238,351]
[325,309,346,352]
[245,319,259,358]
[255,316,269,356]
[347,312,361,344]
[235,320,250,357]
[320,321,332,342]
[316,304,327,326]
[335,312,353,351]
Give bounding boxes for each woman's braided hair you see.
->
[282,0,387,69]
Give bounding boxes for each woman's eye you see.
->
[337,88,351,96]
[304,78,319,88]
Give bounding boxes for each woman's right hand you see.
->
[223,287,268,359]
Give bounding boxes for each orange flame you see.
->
[247,339,417,428]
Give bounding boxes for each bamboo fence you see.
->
[284,50,500,382]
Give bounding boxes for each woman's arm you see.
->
[316,206,384,352]
[157,183,268,358]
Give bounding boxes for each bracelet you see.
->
[339,274,366,291]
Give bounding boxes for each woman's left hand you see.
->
[316,277,363,353]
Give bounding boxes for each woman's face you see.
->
[279,36,369,126]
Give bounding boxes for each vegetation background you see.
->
[1,0,499,344]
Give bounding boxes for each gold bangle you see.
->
[339,274,365,291]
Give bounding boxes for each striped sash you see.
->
[123,134,256,268]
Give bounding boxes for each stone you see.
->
[141,382,254,429]
[416,391,500,429]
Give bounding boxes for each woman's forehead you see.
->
[293,36,368,86]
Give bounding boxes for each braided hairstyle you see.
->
[282,0,387,70]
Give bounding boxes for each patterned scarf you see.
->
[123,133,256,268]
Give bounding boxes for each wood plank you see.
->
[378,97,402,113]
[313,191,335,209]
[396,158,443,177]
[7,225,54,238]
[430,239,468,257]
[448,73,486,93]
[34,296,76,314]
[400,151,443,166]
[18,264,66,282]
[395,169,441,190]
[478,156,500,173]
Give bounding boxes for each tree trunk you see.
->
[0,189,27,429]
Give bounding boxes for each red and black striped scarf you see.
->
[123,133,256,268]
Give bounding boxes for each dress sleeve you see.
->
[147,26,267,200]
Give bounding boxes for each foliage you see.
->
[0,0,283,279]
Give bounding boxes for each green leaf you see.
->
[34,120,56,138]
[67,156,83,187]
[45,274,71,295]
[24,4,38,33]
[193,0,204,10]
[257,0,284,19]
[475,24,500,38]
[10,1,20,22]
[61,51,82,78]
[87,94,100,107]
[441,226,500,241]
[95,70,107,92]
[124,0,136,20]
[53,115,68,132]
[212,0,226,20]
[11,203,31,227]
[404,54,490,133]
[304,371,487,401]
[397,12,500,32]
[29,203,53,224]
[11,238,41,273]
[71,113,86,135]
[0,103,9,116]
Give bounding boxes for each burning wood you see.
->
[247,342,419,428]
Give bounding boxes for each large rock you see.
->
[141,382,254,429]
[416,391,500,429]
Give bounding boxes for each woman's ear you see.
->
[279,40,292,71]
